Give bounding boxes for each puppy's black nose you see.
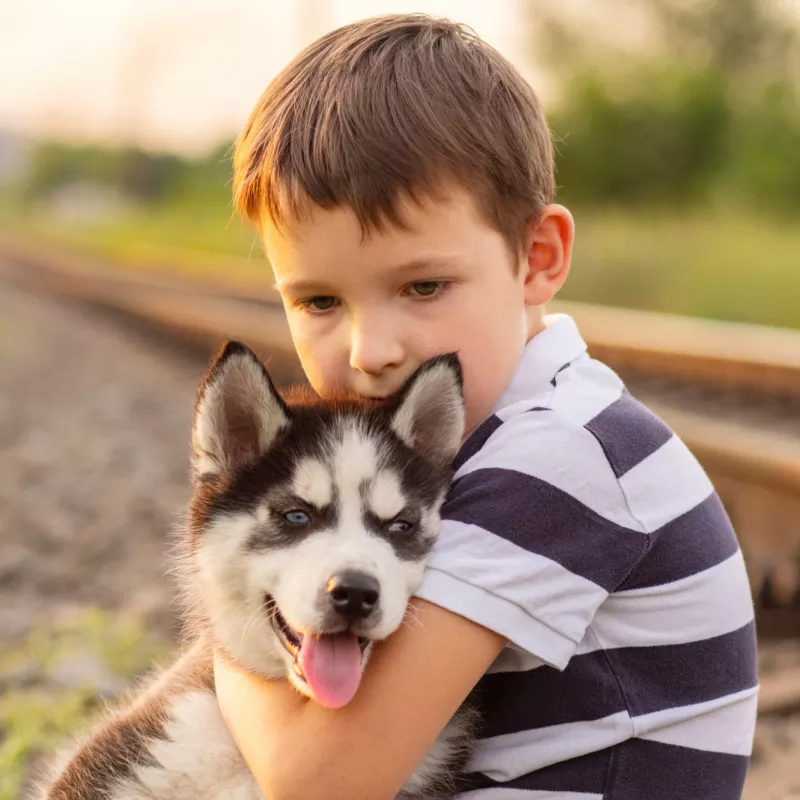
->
[327,572,380,621]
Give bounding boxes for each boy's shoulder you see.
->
[425,314,752,665]
[456,325,714,537]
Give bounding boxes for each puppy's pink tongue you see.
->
[298,633,362,708]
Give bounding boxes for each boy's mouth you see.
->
[264,594,369,708]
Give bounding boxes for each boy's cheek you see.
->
[294,350,329,391]
[285,322,332,376]
[293,343,344,397]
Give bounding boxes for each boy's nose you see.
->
[349,320,404,377]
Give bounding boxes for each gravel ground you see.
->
[3,272,800,798]
[0,278,208,643]
[745,641,800,799]
[749,709,800,799]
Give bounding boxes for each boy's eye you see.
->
[302,296,337,312]
[408,281,445,297]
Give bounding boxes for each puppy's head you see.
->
[185,343,464,708]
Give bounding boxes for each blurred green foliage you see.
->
[0,608,167,800]
[551,67,800,213]
[561,209,800,329]
[0,138,266,277]
[22,140,233,209]
[722,81,800,211]
[550,66,732,206]
[545,0,800,212]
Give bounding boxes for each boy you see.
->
[214,14,757,799]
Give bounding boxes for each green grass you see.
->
[0,609,167,800]
[563,208,800,330]
[0,198,272,290]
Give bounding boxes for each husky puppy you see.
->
[39,342,476,800]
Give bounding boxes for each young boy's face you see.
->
[263,186,534,436]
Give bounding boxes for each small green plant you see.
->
[0,608,167,800]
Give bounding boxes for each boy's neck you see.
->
[525,305,547,343]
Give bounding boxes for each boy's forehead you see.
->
[262,185,492,276]
[261,202,365,265]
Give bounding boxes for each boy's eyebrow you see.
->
[274,278,328,295]
[386,255,463,275]
[276,256,463,294]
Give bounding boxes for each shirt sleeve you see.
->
[414,411,648,670]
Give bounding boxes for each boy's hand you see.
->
[214,597,506,800]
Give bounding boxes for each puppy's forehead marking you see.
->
[332,422,380,493]
[292,458,333,508]
[368,470,407,520]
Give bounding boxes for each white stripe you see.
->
[416,568,575,671]
[457,415,645,532]
[496,396,553,423]
[487,644,547,675]
[635,686,758,756]
[548,360,625,426]
[459,791,603,800]
[578,551,754,653]
[418,519,609,667]
[467,711,632,779]
[619,435,714,532]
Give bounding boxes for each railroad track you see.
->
[2,232,799,624]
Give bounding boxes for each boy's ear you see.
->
[522,204,574,306]
[192,342,290,484]
[388,354,465,467]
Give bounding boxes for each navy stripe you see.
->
[443,468,647,591]
[473,622,757,737]
[585,392,674,478]
[456,748,610,795]
[618,492,740,591]
[455,739,748,799]
[454,415,503,472]
[608,738,749,800]
[610,621,757,717]
[474,650,625,737]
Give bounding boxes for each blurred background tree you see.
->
[537,0,800,212]
[645,0,798,81]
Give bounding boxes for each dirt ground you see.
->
[0,282,206,643]
[2,274,799,798]
[745,640,800,799]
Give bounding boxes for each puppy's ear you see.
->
[192,342,289,484]
[388,354,465,467]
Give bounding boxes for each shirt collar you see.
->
[492,314,587,414]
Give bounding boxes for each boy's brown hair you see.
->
[233,13,555,257]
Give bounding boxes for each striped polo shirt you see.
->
[415,313,758,800]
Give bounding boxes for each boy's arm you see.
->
[214,597,506,800]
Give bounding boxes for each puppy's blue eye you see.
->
[387,520,413,533]
[284,510,310,525]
